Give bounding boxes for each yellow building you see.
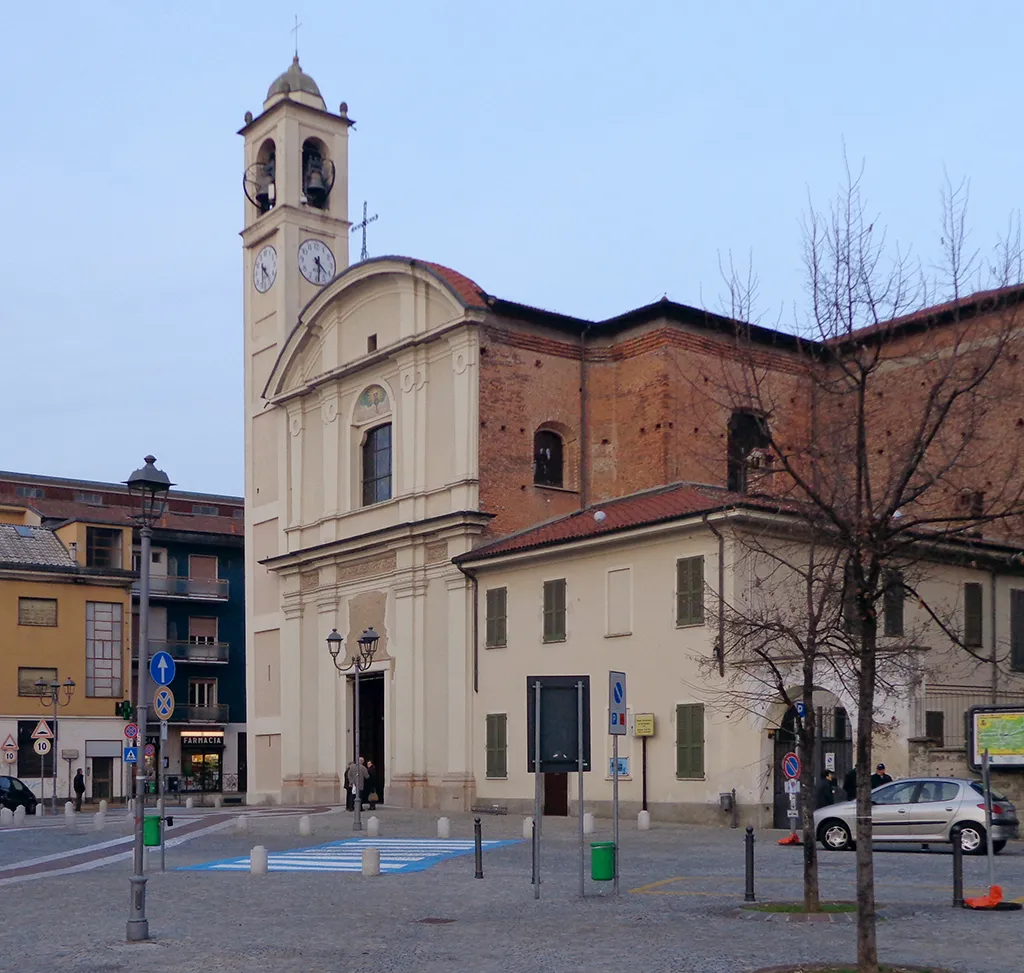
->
[0,504,134,805]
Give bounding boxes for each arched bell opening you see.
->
[302,137,335,210]
[243,138,277,215]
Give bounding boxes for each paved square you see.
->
[181,837,520,873]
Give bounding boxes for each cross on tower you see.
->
[291,15,302,57]
[351,201,379,262]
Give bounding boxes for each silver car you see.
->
[814,777,1019,854]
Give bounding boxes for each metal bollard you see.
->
[474,817,483,879]
[952,832,964,908]
[744,826,756,902]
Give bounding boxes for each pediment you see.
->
[263,257,482,400]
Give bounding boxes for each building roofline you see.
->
[0,469,243,504]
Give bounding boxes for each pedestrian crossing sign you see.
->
[123,746,139,763]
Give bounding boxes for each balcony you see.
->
[147,639,229,664]
[170,704,230,724]
[133,575,229,602]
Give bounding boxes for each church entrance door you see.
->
[356,673,385,799]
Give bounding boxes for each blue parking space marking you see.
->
[180,837,520,874]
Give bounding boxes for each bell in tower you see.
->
[244,139,277,215]
[302,138,335,210]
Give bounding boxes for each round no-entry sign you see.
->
[782,751,801,780]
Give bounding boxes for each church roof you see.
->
[417,260,488,308]
[266,56,324,103]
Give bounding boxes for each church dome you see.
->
[265,57,325,108]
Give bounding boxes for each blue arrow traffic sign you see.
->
[123,746,139,763]
[150,650,176,687]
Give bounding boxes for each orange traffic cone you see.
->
[964,885,1003,909]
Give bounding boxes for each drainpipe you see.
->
[703,512,727,677]
[990,570,998,705]
[579,324,593,508]
[455,560,480,693]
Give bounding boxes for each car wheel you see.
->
[820,820,853,851]
[993,840,1007,854]
[953,823,986,855]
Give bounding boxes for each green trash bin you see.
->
[591,841,615,882]
[143,814,161,847]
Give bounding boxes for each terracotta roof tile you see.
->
[0,524,77,568]
[416,260,488,308]
[459,483,787,561]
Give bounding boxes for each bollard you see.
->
[65,805,76,833]
[474,817,483,879]
[250,845,268,875]
[214,795,223,808]
[437,816,450,839]
[94,812,105,832]
[362,846,381,877]
[744,827,756,902]
[582,812,595,835]
[99,799,108,814]
[0,807,13,826]
[65,801,75,814]
[952,832,964,908]
[299,814,311,836]
[367,815,379,837]
[637,810,651,831]
[185,796,194,809]
[14,806,26,826]
[523,816,534,840]
[33,803,43,817]
[236,813,249,833]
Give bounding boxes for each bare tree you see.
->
[700,164,1024,972]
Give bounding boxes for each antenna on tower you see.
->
[351,201,379,262]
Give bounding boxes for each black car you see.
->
[0,775,38,814]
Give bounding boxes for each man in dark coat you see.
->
[73,769,86,812]
[843,767,857,802]
[816,770,836,808]
[870,763,893,789]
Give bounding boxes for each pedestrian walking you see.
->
[364,760,378,810]
[816,770,836,808]
[347,757,368,811]
[843,766,857,801]
[73,768,86,812]
[870,763,893,789]
[345,761,357,811]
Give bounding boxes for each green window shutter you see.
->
[675,703,705,779]
[543,579,566,642]
[485,714,507,778]
[964,583,983,648]
[1011,589,1024,672]
[676,557,705,626]
[485,588,507,648]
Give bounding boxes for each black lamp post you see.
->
[35,677,75,814]
[326,627,380,831]
[124,455,172,943]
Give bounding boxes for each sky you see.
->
[3,3,1022,497]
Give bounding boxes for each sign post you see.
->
[577,679,585,899]
[782,751,801,838]
[634,714,654,812]
[532,679,541,900]
[609,671,627,896]
[32,720,54,814]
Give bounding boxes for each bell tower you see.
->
[240,59,353,802]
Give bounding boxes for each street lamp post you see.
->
[326,627,380,832]
[124,455,172,943]
[35,677,74,814]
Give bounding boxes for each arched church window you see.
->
[302,138,335,210]
[362,424,392,506]
[533,429,564,488]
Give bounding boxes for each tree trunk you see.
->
[800,684,820,912]
[854,633,879,973]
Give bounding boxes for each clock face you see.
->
[298,238,336,285]
[253,245,277,293]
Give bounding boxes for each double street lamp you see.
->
[35,677,75,814]
[326,626,380,831]
[124,455,172,943]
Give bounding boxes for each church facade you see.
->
[241,60,1024,812]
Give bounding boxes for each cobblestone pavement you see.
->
[2,807,1021,973]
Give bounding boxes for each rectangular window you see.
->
[85,527,122,569]
[606,567,632,636]
[189,554,218,579]
[675,703,705,779]
[86,602,123,697]
[1012,589,1024,672]
[542,579,567,643]
[18,597,57,627]
[883,570,904,637]
[924,710,945,747]
[189,679,217,708]
[964,582,983,648]
[362,423,393,505]
[16,485,44,499]
[189,616,218,644]
[485,587,507,648]
[74,491,104,505]
[192,504,220,516]
[18,666,56,697]
[485,713,508,778]
[675,556,705,627]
